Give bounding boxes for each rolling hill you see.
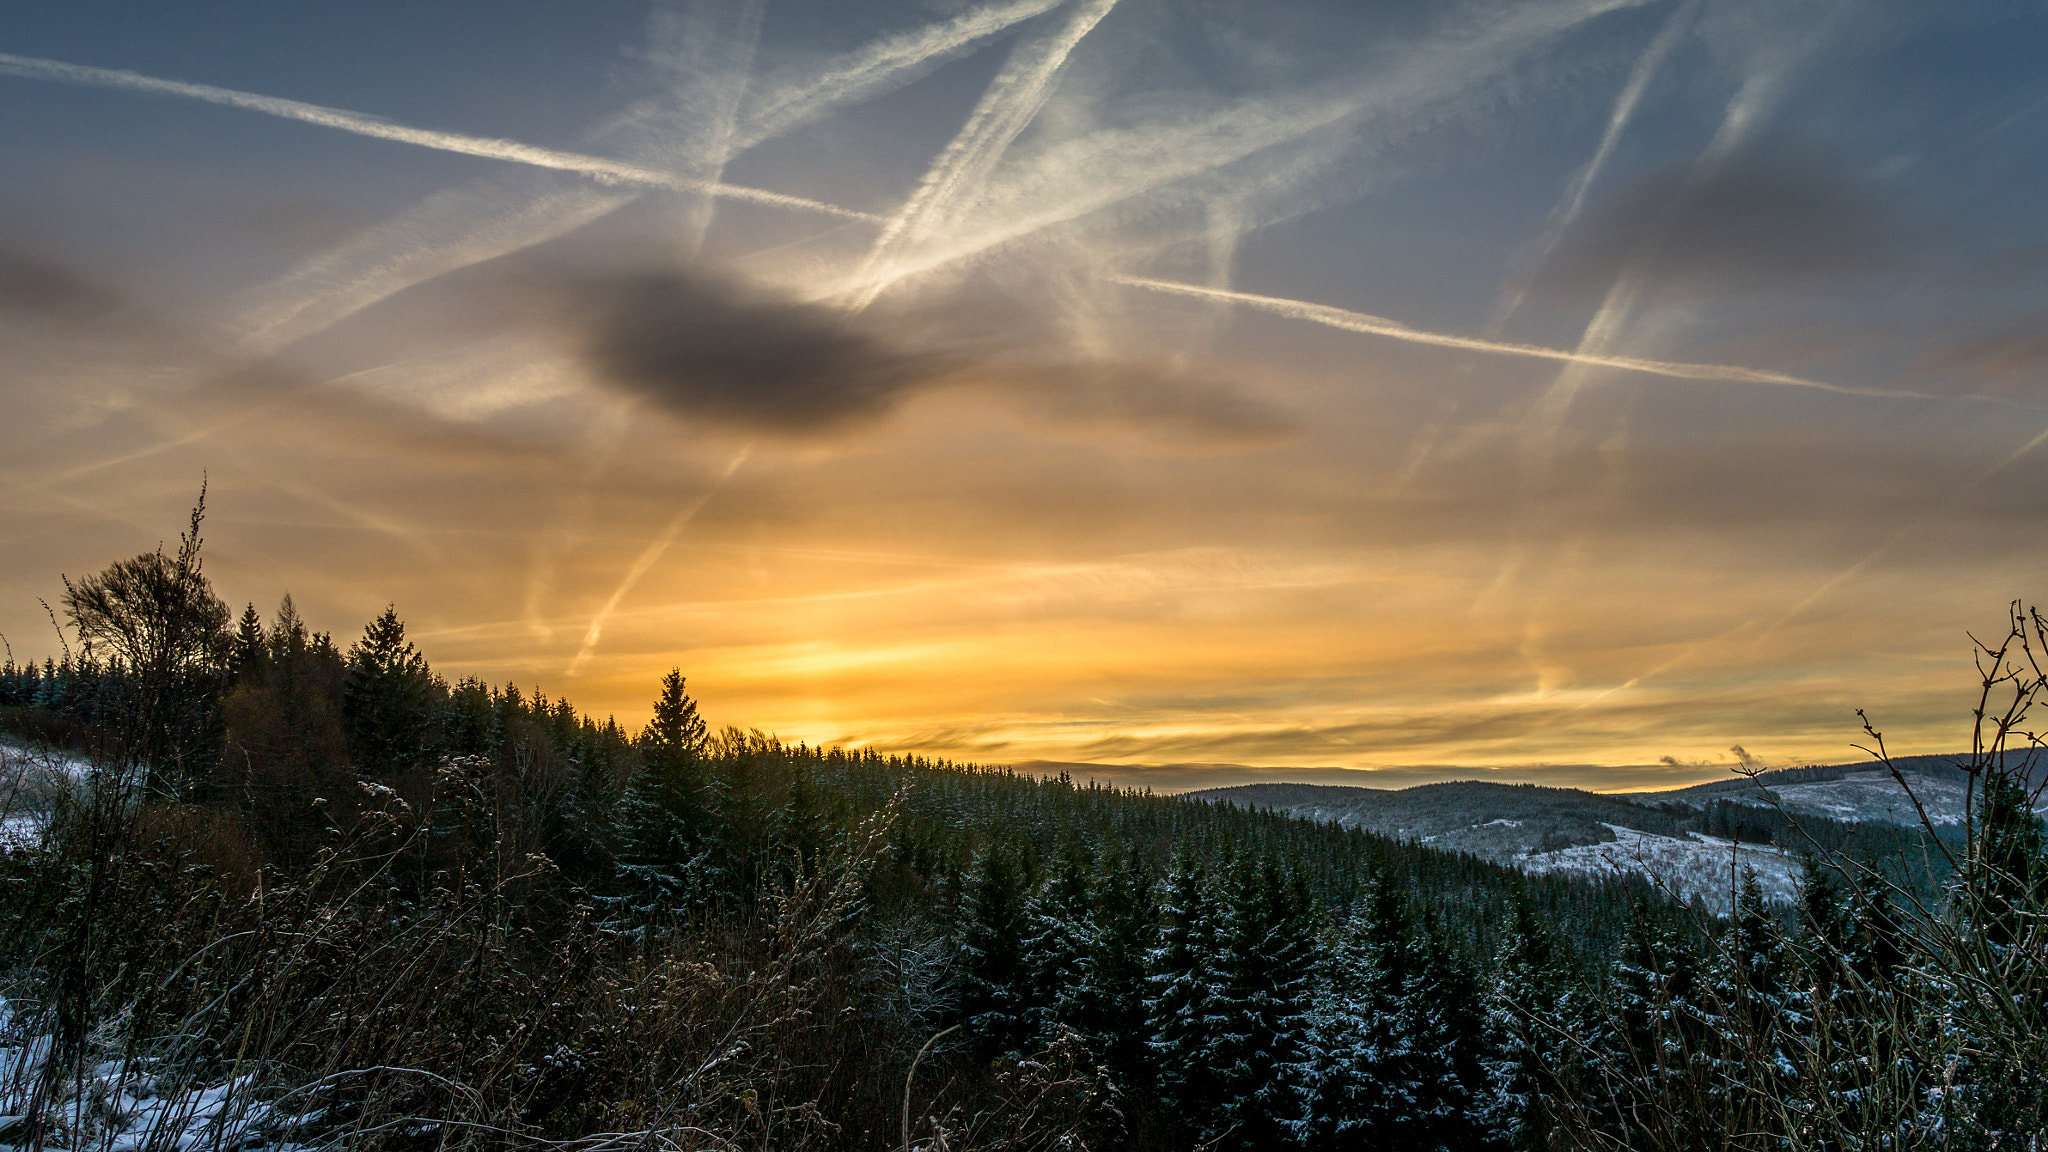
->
[1186,756,2020,911]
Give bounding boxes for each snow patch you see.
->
[1768,776,1972,826]
[1516,824,1801,914]
[0,998,311,1151]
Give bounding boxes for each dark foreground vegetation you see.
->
[1,496,2045,1150]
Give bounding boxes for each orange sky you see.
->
[4,0,2046,791]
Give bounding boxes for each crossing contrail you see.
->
[844,0,1120,310]
[0,51,878,222]
[734,0,1068,152]
[826,0,1646,308]
[1518,6,1851,462]
[1111,275,1940,399]
[232,181,633,354]
[1491,0,1698,328]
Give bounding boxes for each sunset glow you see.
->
[5,0,2045,790]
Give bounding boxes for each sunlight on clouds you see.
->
[3,0,2046,787]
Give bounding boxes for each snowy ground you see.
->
[0,999,306,1152]
[0,741,98,853]
[1516,824,1802,915]
[1767,775,1975,826]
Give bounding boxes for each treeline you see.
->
[2,498,2046,1149]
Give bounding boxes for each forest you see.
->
[2,498,2046,1150]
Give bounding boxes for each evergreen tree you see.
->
[1301,869,1427,1151]
[1206,856,1316,1149]
[220,594,350,871]
[232,603,265,682]
[342,605,437,778]
[1845,885,1905,990]
[1082,849,1156,1089]
[1021,840,1095,1046]
[617,672,719,912]
[1147,843,1227,1143]
[644,668,710,755]
[1608,900,1712,1145]
[1480,893,1566,1150]
[1399,916,1489,1150]
[957,845,1033,1060]
[1717,870,1796,1094]
[1974,764,2047,949]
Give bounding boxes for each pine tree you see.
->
[1021,841,1095,1047]
[1083,849,1156,1089]
[957,844,1033,1060]
[1206,856,1315,1149]
[643,668,709,755]
[220,594,350,872]
[1717,870,1797,1102]
[232,603,265,682]
[1480,893,1566,1150]
[1974,764,2048,948]
[342,605,437,778]
[1606,899,1713,1145]
[1146,843,1227,1144]
[617,672,719,912]
[1400,916,1489,1150]
[1301,869,1426,1151]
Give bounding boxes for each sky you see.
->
[3,0,2047,792]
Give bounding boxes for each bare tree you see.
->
[61,482,231,793]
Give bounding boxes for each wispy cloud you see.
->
[221,0,1072,364]
[1518,3,1855,468]
[231,178,632,355]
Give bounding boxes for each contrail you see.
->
[1111,275,1938,399]
[227,0,1059,356]
[618,0,770,259]
[1983,420,2048,481]
[565,447,752,678]
[1491,0,1698,328]
[734,0,1067,152]
[1758,413,2048,644]
[0,51,878,222]
[844,0,1120,311]
[828,0,1647,307]
[1517,10,1848,465]
[233,179,632,354]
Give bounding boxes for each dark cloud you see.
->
[0,248,123,321]
[1535,140,1903,297]
[271,200,1294,443]
[571,268,948,433]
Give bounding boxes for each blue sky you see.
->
[4,0,2047,787]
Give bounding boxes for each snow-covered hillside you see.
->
[1517,825,1801,915]
[1768,775,1973,826]
[1191,760,1985,910]
[1622,757,2047,828]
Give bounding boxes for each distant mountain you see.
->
[1611,756,1992,825]
[1186,756,2011,911]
